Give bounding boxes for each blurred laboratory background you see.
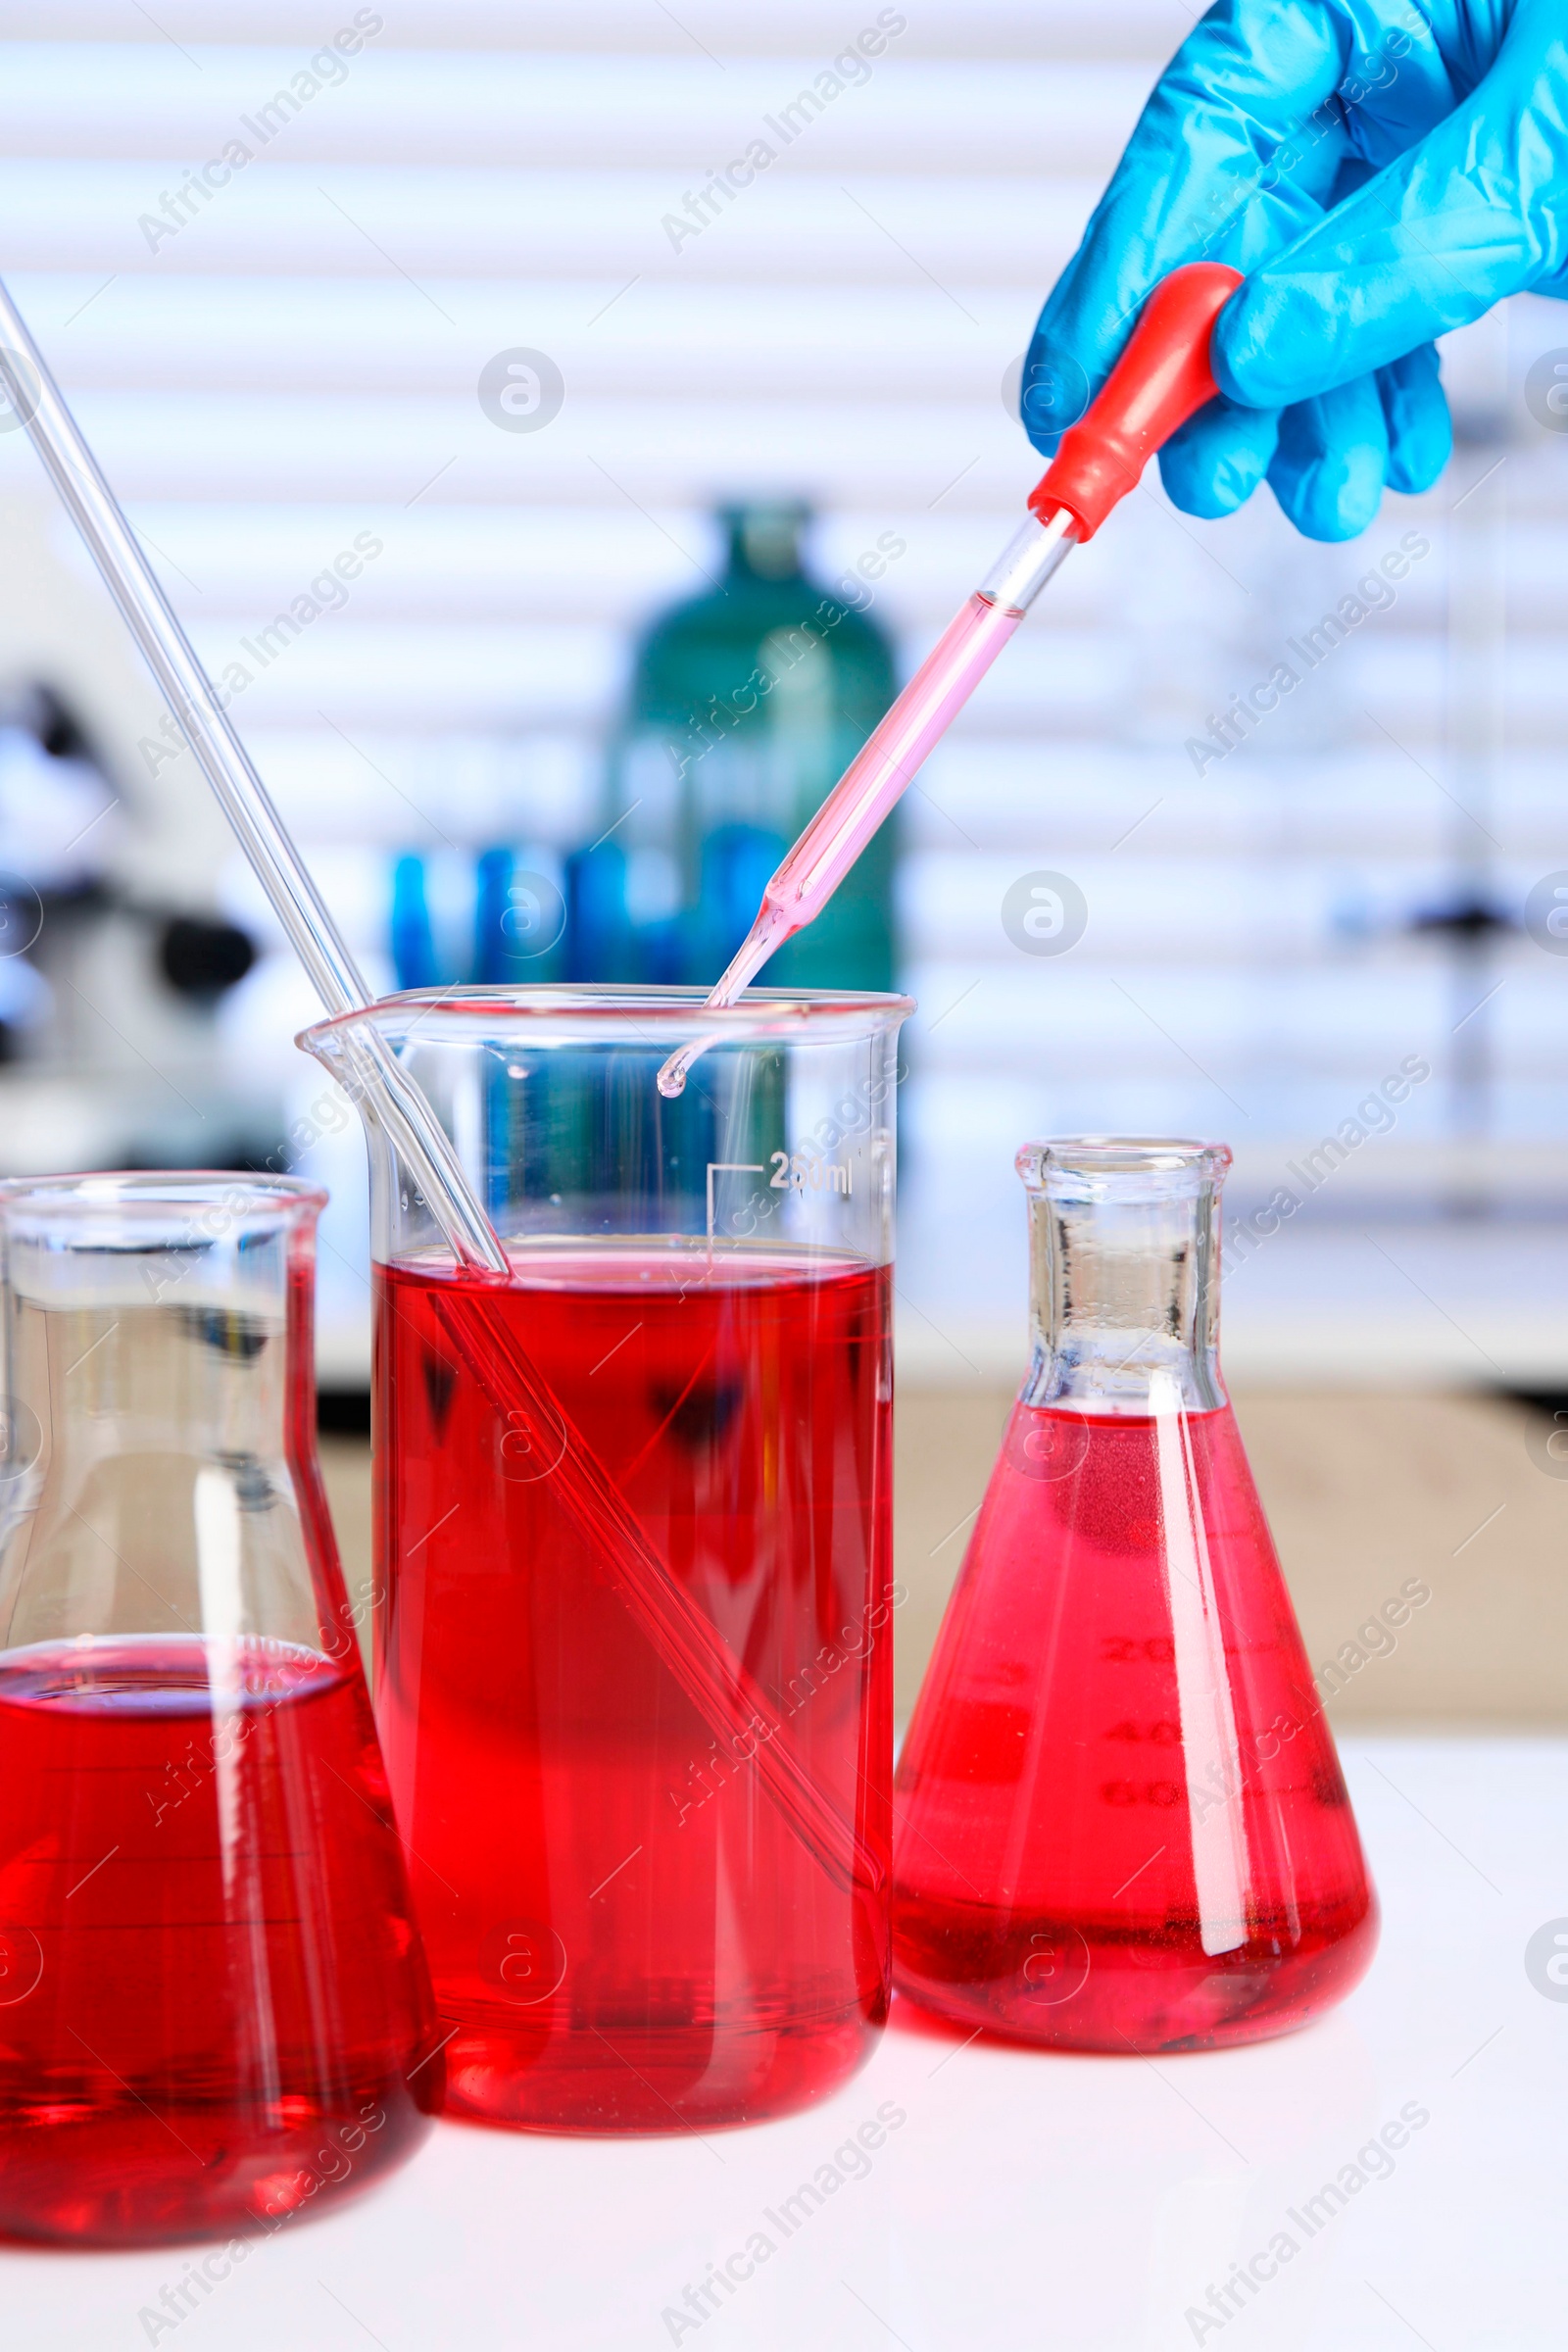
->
[1,0,1566,1719]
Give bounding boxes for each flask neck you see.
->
[0,1176,330,1656]
[1018,1141,1229,1414]
[721,501,809,583]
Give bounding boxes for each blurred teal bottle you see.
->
[568,501,902,988]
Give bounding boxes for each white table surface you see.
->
[12,1737,1560,2351]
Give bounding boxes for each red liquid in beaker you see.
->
[894,1400,1377,2051]
[0,1637,435,2244]
[375,1248,892,2132]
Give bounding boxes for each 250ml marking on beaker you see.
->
[767,1150,851,1197]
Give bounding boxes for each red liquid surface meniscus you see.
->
[0,1637,434,2244]
[375,1247,892,2132]
[894,1400,1377,2051]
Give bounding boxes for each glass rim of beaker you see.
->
[0,1170,329,1223]
[1017,1136,1233,1191]
[299,981,916,1055]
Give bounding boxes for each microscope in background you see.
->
[0,494,263,1174]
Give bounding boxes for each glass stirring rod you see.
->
[659,262,1243,1098]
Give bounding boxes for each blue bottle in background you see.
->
[390,854,438,991]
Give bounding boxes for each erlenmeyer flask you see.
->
[893,1139,1376,2051]
[0,1175,437,2244]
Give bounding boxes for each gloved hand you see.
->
[1023,0,1567,540]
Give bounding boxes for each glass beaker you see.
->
[0,1174,437,2245]
[302,985,909,2132]
[893,1139,1377,2052]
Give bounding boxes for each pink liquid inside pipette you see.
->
[729,588,1023,977]
[657,262,1248,1097]
[657,513,1073,1099]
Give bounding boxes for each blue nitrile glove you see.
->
[1023,0,1567,541]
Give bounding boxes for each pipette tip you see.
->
[656,1049,696,1100]
[655,911,790,1097]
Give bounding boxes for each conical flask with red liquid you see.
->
[893,1139,1377,2051]
[0,1175,437,2244]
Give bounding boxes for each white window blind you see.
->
[2,1,1564,1382]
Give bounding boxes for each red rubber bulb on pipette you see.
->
[1029,262,1244,541]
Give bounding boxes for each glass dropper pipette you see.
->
[659,262,1243,1098]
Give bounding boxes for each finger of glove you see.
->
[1377,343,1452,494]
[1157,397,1282,517]
[1266,375,1390,541]
[1023,2,1357,454]
[1214,7,1562,408]
[1022,0,1480,457]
